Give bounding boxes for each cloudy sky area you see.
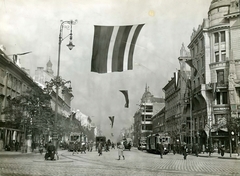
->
[0,0,212,140]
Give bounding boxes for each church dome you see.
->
[141,86,153,103]
[47,60,52,67]
[46,59,53,75]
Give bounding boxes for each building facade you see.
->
[34,60,73,118]
[133,86,164,147]
[0,49,46,151]
[151,107,165,134]
[187,0,240,151]
[163,44,192,146]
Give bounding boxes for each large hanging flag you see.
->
[91,24,144,73]
[109,116,114,128]
[119,90,129,108]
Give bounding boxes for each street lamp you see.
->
[45,20,77,150]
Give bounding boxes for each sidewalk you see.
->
[0,149,73,162]
[197,152,240,160]
[0,150,31,155]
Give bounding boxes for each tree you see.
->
[2,88,55,141]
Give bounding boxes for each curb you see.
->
[218,156,240,160]
[33,159,73,163]
[197,155,218,158]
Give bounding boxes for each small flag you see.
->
[185,59,197,76]
[91,24,144,73]
[120,90,129,108]
[109,116,114,128]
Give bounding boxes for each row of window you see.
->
[0,68,30,97]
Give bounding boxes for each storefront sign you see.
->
[213,107,229,111]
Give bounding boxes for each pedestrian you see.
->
[89,142,93,152]
[173,144,176,155]
[45,140,56,160]
[195,144,199,157]
[86,142,89,152]
[105,143,109,152]
[72,140,79,155]
[117,141,125,160]
[15,141,19,151]
[31,141,35,152]
[98,142,103,156]
[112,142,115,149]
[39,142,43,155]
[182,144,188,160]
[158,143,164,159]
[220,145,225,157]
[81,143,86,154]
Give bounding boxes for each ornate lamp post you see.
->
[45,20,77,150]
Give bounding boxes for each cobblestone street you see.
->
[0,148,240,176]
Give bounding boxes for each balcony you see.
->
[216,82,228,88]
[141,121,152,125]
[141,129,152,133]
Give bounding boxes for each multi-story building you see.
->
[0,48,46,151]
[34,60,73,118]
[151,107,165,134]
[163,45,191,143]
[34,60,74,143]
[133,85,164,147]
[74,110,95,142]
[163,44,191,145]
[187,0,240,151]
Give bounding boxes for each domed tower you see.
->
[141,84,153,103]
[46,59,54,75]
[208,0,230,27]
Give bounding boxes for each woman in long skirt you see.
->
[117,141,125,160]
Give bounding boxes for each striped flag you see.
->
[91,24,144,73]
[109,116,114,128]
[119,90,129,108]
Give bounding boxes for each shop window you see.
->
[214,33,219,43]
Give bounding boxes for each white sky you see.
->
[0,0,212,141]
